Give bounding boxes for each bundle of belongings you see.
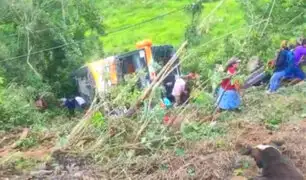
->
[243,56,272,89]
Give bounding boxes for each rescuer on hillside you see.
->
[171,72,197,107]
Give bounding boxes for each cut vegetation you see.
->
[0,0,305,179]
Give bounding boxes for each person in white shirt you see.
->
[171,73,197,106]
[75,96,87,109]
[171,77,186,106]
[59,98,67,106]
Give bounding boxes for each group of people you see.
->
[60,95,88,117]
[163,37,306,113]
[161,72,198,108]
[267,38,306,93]
[160,57,242,112]
[216,38,306,111]
[34,94,88,118]
[34,38,306,116]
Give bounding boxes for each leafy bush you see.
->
[91,111,106,129]
[15,136,39,150]
[140,105,172,150]
[0,84,49,130]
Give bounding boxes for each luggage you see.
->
[243,66,267,89]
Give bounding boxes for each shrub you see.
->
[0,84,49,130]
[181,122,226,140]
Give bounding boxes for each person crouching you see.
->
[75,96,88,113]
[216,57,241,111]
[61,96,77,119]
[171,73,197,107]
[267,40,289,93]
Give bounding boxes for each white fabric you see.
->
[171,78,186,97]
[60,98,67,102]
[75,96,86,106]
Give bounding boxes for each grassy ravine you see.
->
[98,0,245,54]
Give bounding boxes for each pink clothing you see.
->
[171,78,186,97]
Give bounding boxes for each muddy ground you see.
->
[1,120,306,180]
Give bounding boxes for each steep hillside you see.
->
[98,0,245,54]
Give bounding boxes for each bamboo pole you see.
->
[125,41,188,117]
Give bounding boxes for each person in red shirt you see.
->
[216,57,241,111]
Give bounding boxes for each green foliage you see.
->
[187,166,196,177]
[140,106,171,150]
[56,135,69,149]
[14,158,39,172]
[191,91,214,109]
[181,122,226,140]
[99,0,193,53]
[181,0,305,92]
[231,74,246,85]
[264,110,283,130]
[175,147,185,156]
[0,0,104,96]
[91,111,106,129]
[106,73,142,109]
[236,0,305,60]
[233,159,250,176]
[185,0,205,46]
[0,84,49,130]
[15,136,39,150]
[233,168,244,176]
[181,0,247,86]
[160,163,169,171]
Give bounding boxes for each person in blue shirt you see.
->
[267,41,289,93]
[63,96,77,118]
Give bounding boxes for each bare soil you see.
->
[1,120,306,180]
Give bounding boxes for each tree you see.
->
[236,0,306,59]
[0,0,104,96]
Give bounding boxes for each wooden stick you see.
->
[125,41,188,117]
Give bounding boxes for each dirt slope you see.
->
[1,120,305,180]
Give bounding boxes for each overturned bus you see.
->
[74,40,181,103]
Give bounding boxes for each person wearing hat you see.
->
[267,40,289,93]
[216,57,241,111]
[171,72,197,107]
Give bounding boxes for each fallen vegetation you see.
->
[0,0,305,179]
[1,82,306,179]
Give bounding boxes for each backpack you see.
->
[286,51,295,67]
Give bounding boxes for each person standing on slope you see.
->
[216,57,241,111]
